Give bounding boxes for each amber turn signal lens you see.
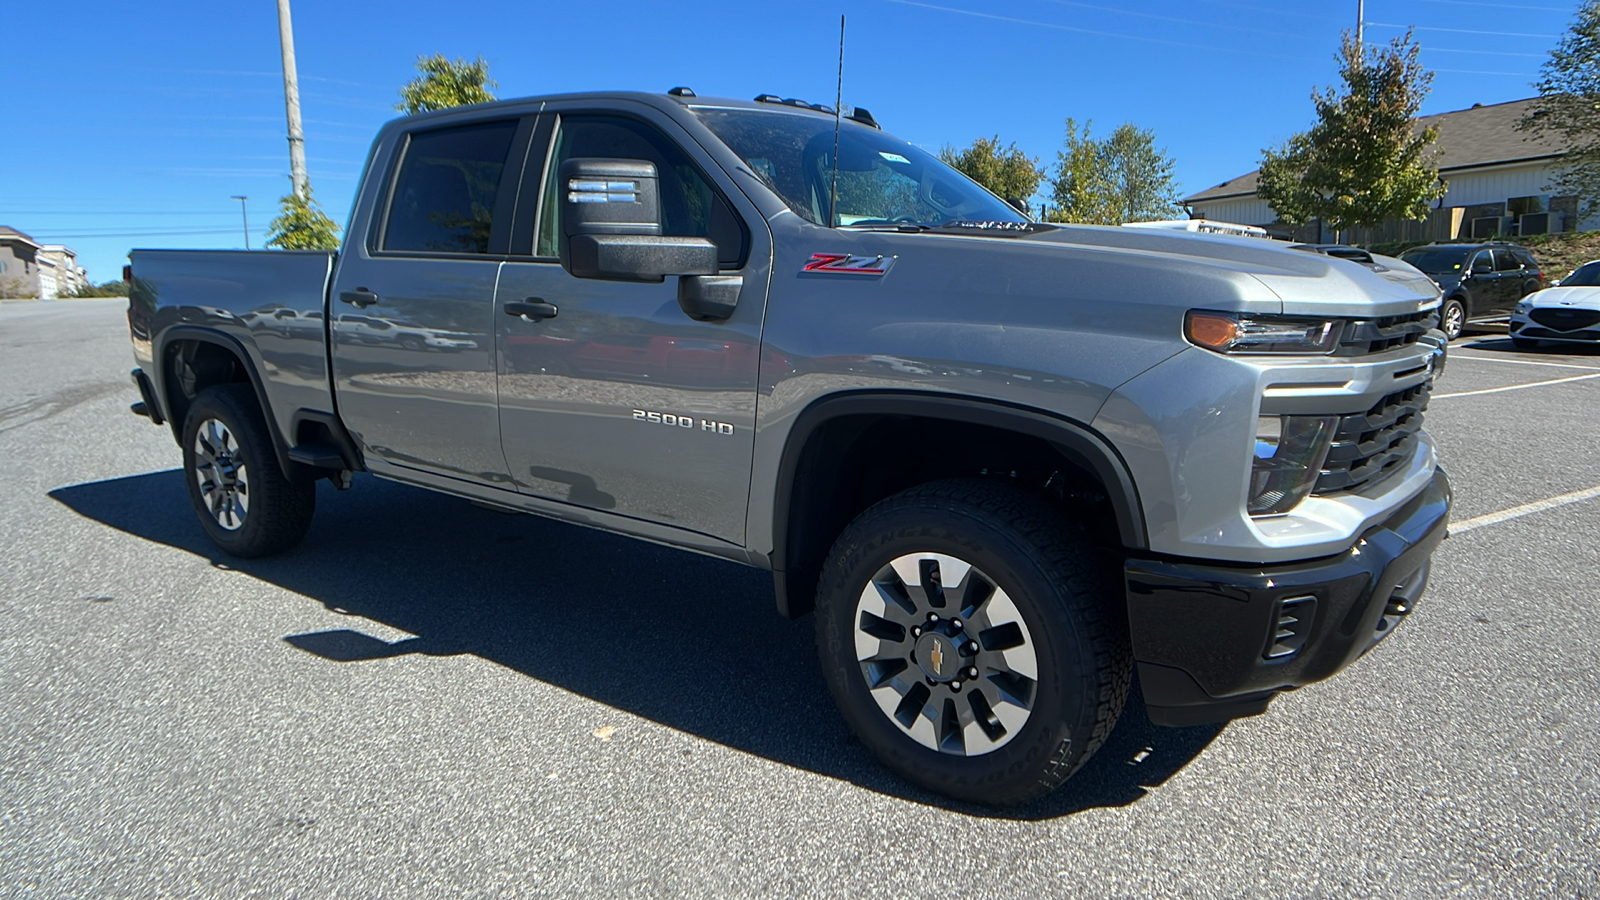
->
[1186,312,1241,350]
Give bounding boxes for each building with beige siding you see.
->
[1184,99,1595,244]
[0,228,88,298]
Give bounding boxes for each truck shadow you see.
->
[50,469,1223,821]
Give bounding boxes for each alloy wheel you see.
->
[853,552,1038,756]
[192,418,250,531]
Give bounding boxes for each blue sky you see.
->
[0,0,1582,284]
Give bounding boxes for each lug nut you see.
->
[966,667,980,679]
[951,681,962,692]
[911,626,922,638]
[964,641,979,655]
[927,613,940,622]
[951,618,963,629]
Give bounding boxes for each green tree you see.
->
[397,54,497,115]
[1256,30,1445,234]
[266,184,341,250]
[1045,119,1182,225]
[68,280,131,298]
[939,136,1045,211]
[1517,0,1600,218]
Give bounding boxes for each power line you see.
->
[1367,21,1559,38]
[1420,0,1574,11]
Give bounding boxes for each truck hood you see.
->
[1013,224,1442,318]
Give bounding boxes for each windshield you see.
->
[692,107,1028,228]
[1400,247,1471,275]
[1561,261,1600,286]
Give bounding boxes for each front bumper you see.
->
[1125,467,1451,726]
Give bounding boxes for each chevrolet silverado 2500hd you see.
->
[126,90,1451,805]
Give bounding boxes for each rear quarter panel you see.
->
[129,249,336,442]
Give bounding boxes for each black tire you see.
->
[1440,297,1466,341]
[182,384,315,558]
[815,478,1131,805]
[1511,336,1540,350]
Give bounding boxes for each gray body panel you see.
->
[128,90,1444,572]
[127,248,336,447]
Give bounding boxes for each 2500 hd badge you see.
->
[633,408,736,435]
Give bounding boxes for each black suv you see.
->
[1399,242,1546,339]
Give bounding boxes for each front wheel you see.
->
[182,384,315,557]
[1441,298,1466,341]
[815,479,1131,805]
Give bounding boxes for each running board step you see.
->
[287,443,347,469]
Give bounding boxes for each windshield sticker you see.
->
[802,253,896,276]
[878,151,910,165]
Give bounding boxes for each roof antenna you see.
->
[830,14,845,228]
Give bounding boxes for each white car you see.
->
[1509,260,1600,349]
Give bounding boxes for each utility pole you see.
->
[231,195,251,250]
[1356,0,1365,52]
[276,0,308,200]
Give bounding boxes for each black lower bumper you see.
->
[1125,468,1451,727]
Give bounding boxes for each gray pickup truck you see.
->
[126,89,1451,805]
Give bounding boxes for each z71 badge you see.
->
[801,253,895,276]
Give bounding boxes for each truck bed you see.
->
[128,249,337,450]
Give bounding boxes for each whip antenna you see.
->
[830,14,844,228]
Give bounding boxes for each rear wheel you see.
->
[1441,298,1466,340]
[182,384,315,557]
[815,478,1131,805]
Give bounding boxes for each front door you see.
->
[494,109,767,543]
[331,117,531,486]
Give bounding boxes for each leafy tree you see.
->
[1517,0,1600,218]
[266,184,341,250]
[397,54,497,115]
[1256,30,1445,234]
[68,280,131,298]
[939,136,1045,211]
[1045,119,1182,225]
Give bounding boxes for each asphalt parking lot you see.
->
[3,298,1597,896]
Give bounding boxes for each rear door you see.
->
[330,117,534,485]
[492,106,769,543]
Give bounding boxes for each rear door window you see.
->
[1493,249,1523,271]
[381,120,520,255]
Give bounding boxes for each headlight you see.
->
[1514,300,1532,314]
[1186,310,1341,354]
[1249,415,1337,516]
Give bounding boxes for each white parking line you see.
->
[1452,485,1600,534]
[1449,352,1600,372]
[1433,372,1600,399]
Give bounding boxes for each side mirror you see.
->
[558,158,717,282]
[1471,258,1493,274]
[1005,197,1028,214]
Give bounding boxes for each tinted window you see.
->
[1400,247,1470,274]
[1562,261,1600,286]
[1514,249,1539,269]
[534,115,746,266]
[1493,249,1523,271]
[383,121,518,254]
[1471,250,1494,272]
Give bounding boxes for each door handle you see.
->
[504,299,559,321]
[339,289,379,308]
